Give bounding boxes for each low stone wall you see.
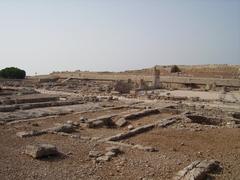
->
[0,95,59,105]
[54,72,240,88]
[0,100,83,112]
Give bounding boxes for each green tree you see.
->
[0,67,26,79]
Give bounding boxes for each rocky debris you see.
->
[87,115,116,128]
[105,146,121,154]
[56,132,80,138]
[88,151,103,158]
[66,120,80,127]
[90,146,122,163]
[25,144,59,159]
[127,125,134,130]
[105,151,116,157]
[83,96,100,102]
[101,147,122,162]
[115,118,128,127]
[66,120,73,124]
[96,155,111,162]
[226,121,240,128]
[16,130,45,138]
[79,117,88,123]
[72,121,80,126]
[45,123,75,133]
[107,96,114,101]
[173,159,222,180]
[133,145,158,152]
[123,108,159,120]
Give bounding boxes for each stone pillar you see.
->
[153,66,160,88]
[139,79,145,89]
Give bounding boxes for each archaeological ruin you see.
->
[0,65,240,180]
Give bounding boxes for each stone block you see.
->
[25,144,59,159]
[115,118,128,127]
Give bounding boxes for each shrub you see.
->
[0,67,26,79]
[114,80,134,94]
[170,65,181,73]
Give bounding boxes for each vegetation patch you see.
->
[0,67,26,79]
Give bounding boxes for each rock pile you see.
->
[89,146,122,162]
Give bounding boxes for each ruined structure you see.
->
[0,65,240,180]
[153,66,160,89]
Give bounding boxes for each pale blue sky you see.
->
[0,0,239,75]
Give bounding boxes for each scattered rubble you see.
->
[89,146,122,162]
[96,155,111,162]
[88,151,103,158]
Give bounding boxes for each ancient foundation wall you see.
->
[53,72,240,88]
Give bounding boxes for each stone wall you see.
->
[52,72,240,88]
